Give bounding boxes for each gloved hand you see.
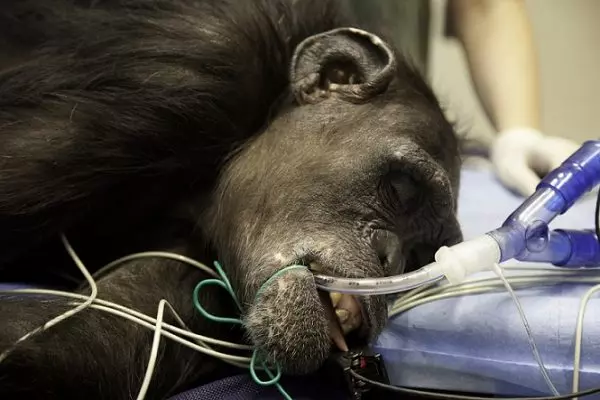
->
[490,127,581,197]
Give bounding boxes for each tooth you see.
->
[337,295,363,335]
[336,309,350,324]
[330,292,342,307]
[338,295,361,316]
[318,290,348,352]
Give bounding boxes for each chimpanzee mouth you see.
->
[306,237,429,352]
[309,262,371,352]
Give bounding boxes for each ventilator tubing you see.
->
[313,140,600,294]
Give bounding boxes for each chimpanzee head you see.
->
[204,28,463,374]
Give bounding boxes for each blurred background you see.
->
[428,0,599,146]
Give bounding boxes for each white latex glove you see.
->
[490,127,581,197]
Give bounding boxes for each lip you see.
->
[317,287,371,351]
[310,261,377,349]
[302,230,408,348]
[355,297,371,338]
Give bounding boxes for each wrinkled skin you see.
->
[0,0,462,398]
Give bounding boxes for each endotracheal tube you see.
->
[313,140,600,295]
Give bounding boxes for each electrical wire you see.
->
[92,252,220,281]
[389,272,600,316]
[137,299,168,400]
[387,267,600,316]
[348,368,600,400]
[572,284,600,399]
[0,235,301,400]
[0,234,98,363]
[5,235,600,399]
[192,262,310,399]
[7,270,571,371]
[383,266,600,399]
[0,263,255,372]
[388,271,600,394]
[0,288,254,353]
[491,263,558,395]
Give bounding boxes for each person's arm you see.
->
[446,0,541,133]
[445,0,580,197]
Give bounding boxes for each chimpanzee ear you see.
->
[290,27,397,105]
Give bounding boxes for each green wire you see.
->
[193,261,308,400]
[193,279,243,325]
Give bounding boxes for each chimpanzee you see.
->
[0,0,463,399]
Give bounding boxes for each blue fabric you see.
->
[0,283,36,291]
[373,167,600,396]
[169,374,348,400]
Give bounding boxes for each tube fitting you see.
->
[435,234,502,284]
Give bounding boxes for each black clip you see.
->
[332,348,390,400]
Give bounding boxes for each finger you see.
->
[513,167,541,197]
[547,142,580,168]
[495,161,539,197]
[533,138,580,172]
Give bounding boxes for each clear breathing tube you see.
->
[313,140,600,295]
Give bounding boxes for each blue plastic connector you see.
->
[538,140,600,211]
[515,229,600,267]
[487,140,600,266]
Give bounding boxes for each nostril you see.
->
[372,229,401,271]
[377,254,388,270]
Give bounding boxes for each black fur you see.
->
[0,0,463,399]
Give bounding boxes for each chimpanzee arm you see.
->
[0,255,240,400]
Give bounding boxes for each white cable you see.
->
[0,288,253,351]
[388,267,600,398]
[5,237,600,398]
[390,268,600,309]
[0,236,261,400]
[137,299,167,400]
[93,252,220,281]
[390,275,600,316]
[0,291,254,395]
[70,301,253,364]
[0,290,255,364]
[572,284,600,399]
[0,234,98,363]
[491,263,559,396]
